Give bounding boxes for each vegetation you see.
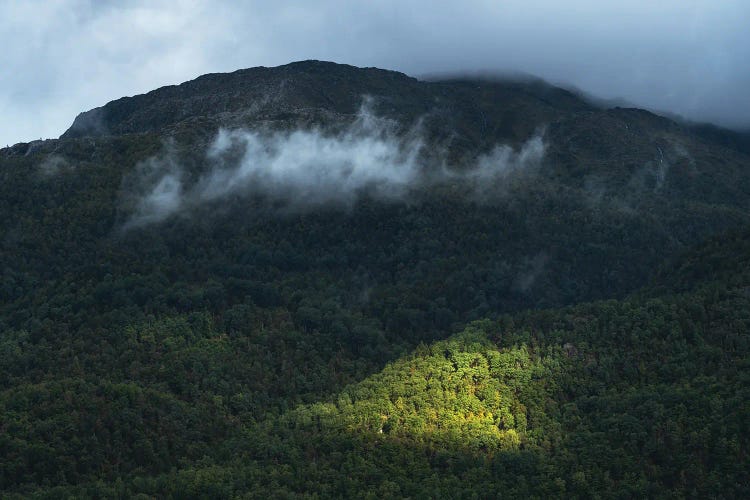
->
[1,62,749,497]
[3,229,749,497]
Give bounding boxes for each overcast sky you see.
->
[2,0,749,146]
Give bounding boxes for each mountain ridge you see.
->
[57,60,748,156]
[1,59,749,497]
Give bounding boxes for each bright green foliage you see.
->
[285,326,548,453]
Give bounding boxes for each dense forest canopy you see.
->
[1,61,749,497]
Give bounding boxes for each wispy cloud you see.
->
[124,101,547,228]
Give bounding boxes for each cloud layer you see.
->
[125,104,546,227]
[2,1,749,147]
[198,108,423,206]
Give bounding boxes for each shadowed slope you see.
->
[4,226,750,497]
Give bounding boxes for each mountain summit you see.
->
[62,60,587,144]
[54,61,750,203]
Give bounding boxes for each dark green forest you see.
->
[1,61,749,498]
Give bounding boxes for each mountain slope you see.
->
[4,225,749,498]
[1,60,749,497]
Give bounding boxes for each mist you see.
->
[198,105,423,206]
[125,102,546,228]
[37,155,71,177]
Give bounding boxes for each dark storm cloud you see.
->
[2,0,749,146]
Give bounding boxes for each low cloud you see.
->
[514,252,549,293]
[123,140,185,228]
[466,134,546,194]
[124,101,546,228]
[38,154,71,177]
[198,104,424,207]
[628,139,696,193]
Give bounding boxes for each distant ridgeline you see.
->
[0,61,749,497]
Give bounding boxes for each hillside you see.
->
[3,217,749,498]
[1,61,749,497]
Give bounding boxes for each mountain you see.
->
[1,60,749,497]
[60,61,586,143]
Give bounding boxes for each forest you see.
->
[1,61,749,497]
